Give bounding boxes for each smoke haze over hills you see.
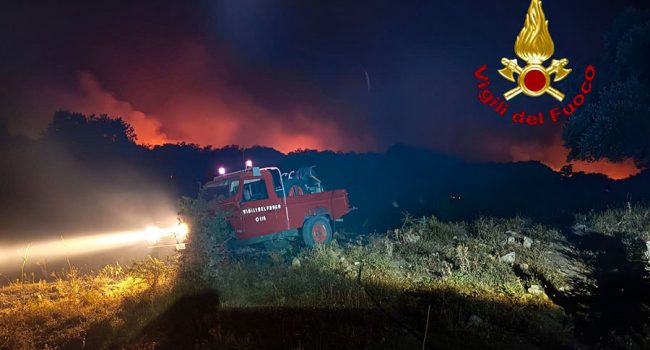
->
[1,112,648,244]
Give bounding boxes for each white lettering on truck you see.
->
[242,204,281,215]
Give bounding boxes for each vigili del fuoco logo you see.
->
[474,0,595,126]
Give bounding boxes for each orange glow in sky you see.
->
[509,135,640,180]
[30,71,640,181]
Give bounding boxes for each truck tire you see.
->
[302,216,332,247]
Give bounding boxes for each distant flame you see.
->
[515,0,555,64]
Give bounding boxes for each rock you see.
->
[291,257,301,268]
[572,223,588,234]
[518,263,529,271]
[528,284,545,296]
[467,314,483,328]
[503,231,533,248]
[523,236,533,249]
[502,236,517,246]
[500,252,516,265]
[645,241,650,261]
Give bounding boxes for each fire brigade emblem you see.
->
[499,0,571,101]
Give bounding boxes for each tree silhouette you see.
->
[44,111,140,162]
[2,110,645,236]
[564,8,650,168]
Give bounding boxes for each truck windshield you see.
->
[201,179,240,201]
[243,178,268,202]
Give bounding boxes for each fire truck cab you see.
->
[199,165,351,249]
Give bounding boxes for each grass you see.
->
[578,204,650,241]
[177,199,577,348]
[575,204,650,348]
[1,201,602,349]
[0,258,182,349]
[578,204,650,267]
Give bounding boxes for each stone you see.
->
[528,284,545,296]
[500,252,516,265]
[291,257,301,268]
[572,223,588,234]
[503,236,517,246]
[467,314,483,328]
[543,241,594,295]
[523,236,533,249]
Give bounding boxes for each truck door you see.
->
[239,176,286,240]
[201,177,243,237]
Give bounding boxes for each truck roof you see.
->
[206,166,272,184]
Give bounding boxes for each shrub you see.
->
[178,196,232,281]
[580,205,650,241]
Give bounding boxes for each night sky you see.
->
[1,0,647,178]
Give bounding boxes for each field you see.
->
[1,204,650,349]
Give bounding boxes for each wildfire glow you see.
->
[509,135,641,180]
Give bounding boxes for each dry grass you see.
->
[193,215,575,348]
[579,204,650,241]
[0,258,181,349]
[1,211,582,349]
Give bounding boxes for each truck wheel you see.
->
[302,216,332,247]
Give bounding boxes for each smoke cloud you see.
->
[0,0,641,179]
[0,134,177,244]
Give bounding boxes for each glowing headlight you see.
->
[173,223,189,242]
[144,225,161,244]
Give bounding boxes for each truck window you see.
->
[242,178,269,202]
[269,169,286,197]
[201,179,240,201]
[270,169,282,191]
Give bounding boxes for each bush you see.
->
[580,204,650,241]
[178,196,233,281]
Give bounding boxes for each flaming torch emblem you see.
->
[499,0,571,101]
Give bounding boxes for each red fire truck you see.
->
[198,164,352,249]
